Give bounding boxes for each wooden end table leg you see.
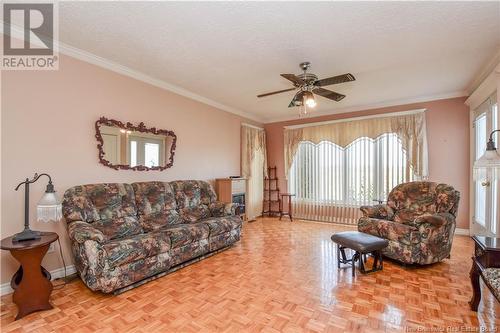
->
[469,259,481,311]
[10,244,53,320]
[279,197,282,220]
[288,197,293,222]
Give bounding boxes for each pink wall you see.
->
[264,97,470,229]
[1,54,260,284]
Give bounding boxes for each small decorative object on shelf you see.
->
[13,173,62,242]
[262,166,280,217]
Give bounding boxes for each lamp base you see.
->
[13,229,41,242]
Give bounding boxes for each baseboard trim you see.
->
[1,265,76,296]
[455,228,470,236]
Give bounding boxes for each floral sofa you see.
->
[358,181,460,265]
[62,180,242,293]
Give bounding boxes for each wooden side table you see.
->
[279,193,295,221]
[469,235,500,310]
[1,232,58,320]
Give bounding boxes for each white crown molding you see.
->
[466,47,500,94]
[464,65,499,109]
[263,90,468,123]
[1,265,76,296]
[1,24,264,123]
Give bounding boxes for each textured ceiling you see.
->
[58,2,500,122]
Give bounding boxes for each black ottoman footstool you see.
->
[331,231,389,277]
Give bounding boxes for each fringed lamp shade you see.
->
[37,191,62,222]
[474,131,500,181]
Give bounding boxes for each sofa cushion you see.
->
[103,232,171,268]
[63,183,138,222]
[171,180,218,223]
[92,216,143,241]
[132,181,177,212]
[132,182,181,229]
[139,211,181,232]
[202,216,242,236]
[170,180,217,209]
[179,206,211,223]
[163,223,209,248]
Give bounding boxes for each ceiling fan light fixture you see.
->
[303,91,316,108]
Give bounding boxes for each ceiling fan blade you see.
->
[281,74,305,86]
[313,87,346,102]
[288,91,305,107]
[257,88,296,98]
[315,73,355,87]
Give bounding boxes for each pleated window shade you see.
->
[289,133,414,224]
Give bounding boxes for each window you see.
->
[128,136,164,167]
[475,113,487,227]
[473,96,498,235]
[289,133,414,206]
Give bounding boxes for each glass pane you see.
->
[289,133,411,206]
[130,141,137,167]
[475,114,487,226]
[492,103,498,234]
[144,143,160,167]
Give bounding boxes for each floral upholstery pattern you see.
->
[163,223,210,248]
[482,268,500,301]
[209,202,240,217]
[358,181,460,265]
[63,180,242,293]
[202,216,243,236]
[359,204,394,220]
[132,182,181,230]
[103,232,171,268]
[63,184,143,240]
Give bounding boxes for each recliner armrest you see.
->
[209,201,239,217]
[359,204,394,220]
[410,212,456,228]
[68,221,106,244]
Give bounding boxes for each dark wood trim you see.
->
[95,117,177,171]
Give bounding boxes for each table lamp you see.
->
[13,173,62,242]
[474,130,500,183]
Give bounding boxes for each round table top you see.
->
[1,231,58,250]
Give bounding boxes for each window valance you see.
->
[284,111,428,179]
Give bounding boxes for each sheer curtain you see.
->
[241,124,268,221]
[285,110,427,224]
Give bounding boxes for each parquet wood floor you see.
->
[1,218,499,332]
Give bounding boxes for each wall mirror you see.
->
[95,117,177,171]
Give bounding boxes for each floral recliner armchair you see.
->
[358,181,460,265]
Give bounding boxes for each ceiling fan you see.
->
[257,62,355,109]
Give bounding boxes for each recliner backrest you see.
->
[387,181,460,223]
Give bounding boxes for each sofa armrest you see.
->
[68,221,106,244]
[210,201,239,217]
[359,204,394,220]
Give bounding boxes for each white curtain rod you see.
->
[242,122,265,130]
[284,109,426,130]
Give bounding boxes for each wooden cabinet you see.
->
[215,178,246,219]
